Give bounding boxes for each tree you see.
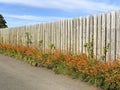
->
[0,14,8,28]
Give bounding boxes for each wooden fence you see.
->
[0,10,120,61]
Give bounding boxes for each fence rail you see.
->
[0,10,120,61]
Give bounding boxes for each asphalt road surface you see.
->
[0,54,100,90]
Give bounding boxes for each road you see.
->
[0,54,100,90]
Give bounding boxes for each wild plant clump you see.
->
[0,43,120,90]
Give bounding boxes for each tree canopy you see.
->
[0,14,8,28]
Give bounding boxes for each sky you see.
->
[0,0,120,27]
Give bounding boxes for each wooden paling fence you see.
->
[0,10,120,61]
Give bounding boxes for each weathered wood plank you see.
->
[43,23,46,51]
[93,15,98,59]
[67,19,71,52]
[70,19,73,52]
[116,11,120,59]
[63,20,65,52]
[101,13,106,61]
[60,20,63,52]
[97,14,102,60]
[76,18,80,54]
[64,20,68,52]
[72,19,75,53]
[79,17,83,53]
[89,16,94,57]
[111,12,116,60]
[72,18,77,54]
[86,16,90,55]
[82,16,86,54]
[106,13,111,61]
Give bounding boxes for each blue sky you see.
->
[0,0,120,27]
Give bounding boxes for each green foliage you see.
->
[0,14,8,28]
[48,43,56,50]
[84,34,110,62]
[84,34,94,59]
[38,40,43,50]
[100,43,110,61]
[25,32,32,46]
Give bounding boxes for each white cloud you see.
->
[0,0,119,12]
[3,13,65,27]
[4,14,65,21]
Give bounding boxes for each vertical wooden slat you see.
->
[69,19,72,52]
[0,29,1,43]
[115,12,117,60]
[41,23,44,49]
[54,22,57,50]
[97,14,102,60]
[111,12,116,60]
[93,15,98,59]
[46,23,49,49]
[64,20,68,52]
[71,19,74,53]
[74,18,78,54]
[66,19,68,52]
[1,29,3,43]
[48,22,51,45]
[72,18,77,54]
[40,23,43,49]
[59,20,61,51]
[50,22,53,46]
[89,16,94,57]
[17,27,20,45]
[29,25,33,47]
[9,28,11,44]
[52,22,55,49]
[37,24,40,49]
[22,26,25,45]
[55,21,58,49]
[48,23,51,48]
[30,25,32,45]
[106,13,111,61]
[79,17,83,53]
[116,11,120,58]
[9,28,12,45]
[43,23,45,51]
[101,13,106,61]
[60,20,63,51]
[82,17,86,53]
[86,16,90,55]
[76,18,80,54]
[3,29,5,43]
[45,23,48,49]
[90,16,94,42]
[16,27,20,45]
[63,20,66,52]
[62,20,65,52]
[55,22,58,49]
[67,19,71,52]
[35,24,38,48]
